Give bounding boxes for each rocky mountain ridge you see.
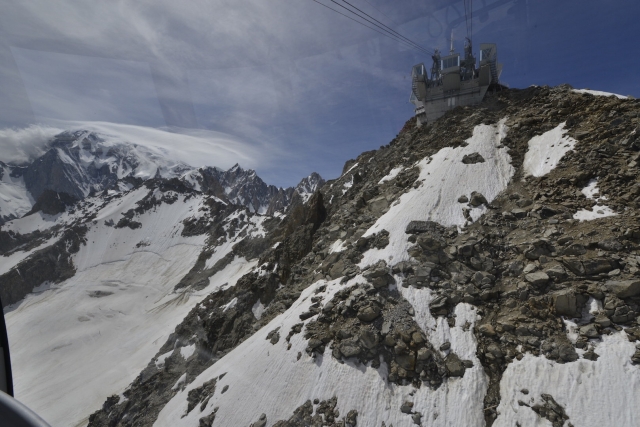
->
[0,128,323,426]
[0,130,325,225]
[4,85,640,427]
[88,85,640,427]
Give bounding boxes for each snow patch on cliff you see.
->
[359,119,513,268]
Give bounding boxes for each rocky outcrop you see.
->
[75,85,640,426]
[27,190,78,216]
[199,165,325,214]
[303,282,453,387]
[271,398,358,427]
[0,225,87,307]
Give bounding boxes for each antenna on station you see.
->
[449,29,455,54]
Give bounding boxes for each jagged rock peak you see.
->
[0,128,325,218]
[21,129,191,201]
[295,172,326,201]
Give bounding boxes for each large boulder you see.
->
[329,260,346,279]
[562,258,585,275]
[339,341,361,358]
[461,152,485,164]
[368,196,389,214]
[363,261,393,288]
[416,233,447,252]
[469,191,488,207]
[562,243,587,256]
[525,271,549,286]
[598,239,623,251]
[524,239,555,260]
[405,220,445,235]
[604,280,640,299]
[545,263,568,281]
[561,257,617,276]
[357,306,381,322]
[444,353,466,377]
[448,261,475,284]
[582,258,617,275]
[396,353,416,371]
[552,289,588,317]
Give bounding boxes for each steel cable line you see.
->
[310,0,432,55]
[360,0,400,27]
[309,0,427,53]
[327,0,432,55]
[360,0,444,43]
[338,0,434,55]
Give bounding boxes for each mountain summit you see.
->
[0,130,324,225]
[4,85,640,427]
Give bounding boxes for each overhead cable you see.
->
[327,0,432,54]
[309,0,421,51]
[338,0,434,55]
[309,0,432,55]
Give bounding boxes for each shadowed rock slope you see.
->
[69,86,640,426]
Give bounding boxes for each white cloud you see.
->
[43,120,274,171]
[0,120,280,173]
[0,0,380,67]
[2,0,518,186]
[11,48,165,127]
[0,124,62,164]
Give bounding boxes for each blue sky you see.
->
[1,0,638,187]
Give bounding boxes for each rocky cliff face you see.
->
[5,85,640,427]
[85,85,640,427]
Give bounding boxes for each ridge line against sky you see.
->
[1,0,639,187]
[0,121,283,178]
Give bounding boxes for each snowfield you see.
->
[378,166,404,184]
[573,179,617,221]
[573,89,628,99]
[4,190,256,427]
[494,332,640,427]
[523,122,576,177]
[156,278,487,427]
[0,163,33,222]
[360,118,514,267]
[574,205,617,221]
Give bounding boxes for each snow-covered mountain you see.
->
[0,129,323,225]
[0,161,34,225]
[0,126,323,426]
[4,85,640,427]
[197,167,325,215]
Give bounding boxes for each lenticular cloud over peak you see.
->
[45,120,268,171]
[0,124,62,165]
[0,121,272,172]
